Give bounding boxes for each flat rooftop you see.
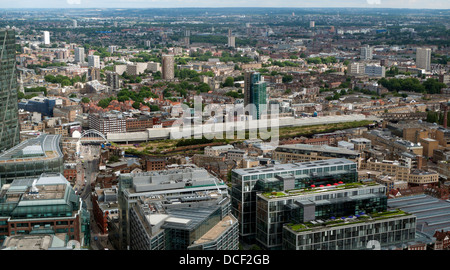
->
[275,143,359,156]
[193,215,237,245]
[233,158,356,176]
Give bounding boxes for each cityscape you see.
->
[0,0,450,258]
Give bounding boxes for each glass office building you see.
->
[231,158,358,243]
[283,210,416,250]
[0,29,20,152]
[244,71,267,120]
[0,134,64,187]
[256,182,388,249]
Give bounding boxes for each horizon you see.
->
[1,0,449,10]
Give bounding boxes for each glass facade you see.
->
[244,72,267,120]
[255,184,387,249]
[282,215,416,250]
[0,29,20,152]
[231,159,358,244]
[0,135,64,186]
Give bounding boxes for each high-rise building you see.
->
[244,71,267,119]
[88,54,100,69]
[227,29,235,48]
[42,31,50,45]
[360,45,373,60]
[161,54,175,80]
[106,71,121,90]
[309,21,315,28]
[416,47,431,71]
[0,29,20,152]
[72,19,77,28]
[117,166,238,250]
[74,47,85,64]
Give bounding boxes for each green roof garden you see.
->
[285,209,411,233]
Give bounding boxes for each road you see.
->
[76,144,113,250]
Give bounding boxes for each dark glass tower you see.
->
[0,29,19,151]
[244,71,267,120]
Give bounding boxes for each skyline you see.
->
[1,0,450,9]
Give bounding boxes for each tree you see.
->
[223,77,235,87]
[81,97,90,103]
[132,101,141,109]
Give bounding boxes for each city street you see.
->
[76,144,114,250]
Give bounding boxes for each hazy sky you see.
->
[2,0,449,9]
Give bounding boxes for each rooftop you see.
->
[0,134,63,163]
[233,158,356,176]
[275,143,359,156]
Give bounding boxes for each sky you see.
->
[1,0,449,9]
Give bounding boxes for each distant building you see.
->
[364,65,386,77]
[88,55,100,69]
[227,29,236,48]
[106,71,121,90]
[88,67,101,81]
[244,71,267,120]
[74,47,85,64]
[89,113,126,135]
[360,45,373,60]
[42,31,50,45]
[161,54,175,80]
[416,47,431,71]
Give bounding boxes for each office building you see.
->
[161,54,175,80]
[42,31,50,45]
[74,47,85,64]
[360,45,373,60]
[0,134,64,186]
[230,158,358,243]
[18,96,59,117]
[309,21,315,28]
[88,54,100,69]
[416,48,431,71]
[244,71,267,120]
[273,144,361,168]
[256,182,388,249]
[117,166,238,250]
[283,209,416,250]
[0,29,20,151]
[0,173,90,245]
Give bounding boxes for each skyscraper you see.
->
[161,54,174,80]
[0,29,20,151]
[74,47,85,64]
[416,47,431,71]
[360,45,373,60]
[244,71,267,120]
